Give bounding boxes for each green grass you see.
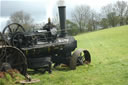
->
[0,72,25,85]
[29,25,128,85]
[1,25,128,85]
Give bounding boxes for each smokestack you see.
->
[58,0,66,37]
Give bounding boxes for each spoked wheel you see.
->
[0,46,27,76]
[69,49,91,70]
[2,23,25,41]
[0,32,10,45]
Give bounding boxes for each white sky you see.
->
[0,0,128,31]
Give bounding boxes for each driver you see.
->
[43,18,55,31]
[43,18,57,42]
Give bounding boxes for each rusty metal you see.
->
[19,79,40,84]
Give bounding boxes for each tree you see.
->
[126,16,128,24]
[87,10,100,31]
[71,5,91,32]
[7,11,34,32]
[101,4,119,27]
[114,1,128,25]
[100,18,109,29]
[107,12,119,27]
[52,13,59,25]
[66,19,79,35]
[52,13,60,30]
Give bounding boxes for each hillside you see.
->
[75,25,128,65]
[75,25,128,85]
[1,25,128,85]
[31,25,128,85]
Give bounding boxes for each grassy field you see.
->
[1,25,128,85]
[29,25,128,85]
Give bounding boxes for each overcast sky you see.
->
[0,0,128,31]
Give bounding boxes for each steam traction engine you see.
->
[0,5,91,76]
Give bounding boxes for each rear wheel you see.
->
[0,46,27,75]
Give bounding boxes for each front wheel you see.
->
[69,49,91,70]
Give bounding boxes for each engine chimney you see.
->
[58,5,66,37]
